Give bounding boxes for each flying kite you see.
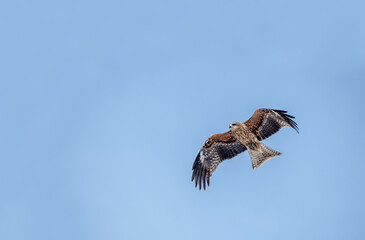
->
[191,108,298,190]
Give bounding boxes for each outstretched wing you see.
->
[191,131,246,190]
[245,109,299,141]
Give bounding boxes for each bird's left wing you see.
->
[245,108,299,141]
[191,131,246,190]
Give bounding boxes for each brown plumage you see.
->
[191,108,298,190]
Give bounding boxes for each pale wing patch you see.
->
[200,151,206,163]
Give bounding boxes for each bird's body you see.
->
[230,122,258,149]
[191,108,298,190]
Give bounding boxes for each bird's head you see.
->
[229,122,240,130]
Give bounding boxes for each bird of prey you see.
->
[191,108,298,190]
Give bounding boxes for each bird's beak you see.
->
[229,125,231,129]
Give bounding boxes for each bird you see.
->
[191,108,298,190]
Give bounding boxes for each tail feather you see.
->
[248,143,281,169]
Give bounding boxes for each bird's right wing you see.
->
[191,131,246,190]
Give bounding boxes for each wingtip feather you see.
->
[273,109,299,134]
[202,170,206,190]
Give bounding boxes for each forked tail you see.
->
[248,142,282,169]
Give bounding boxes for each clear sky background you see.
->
[1,1,365,240]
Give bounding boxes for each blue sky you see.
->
[1,0,365,239]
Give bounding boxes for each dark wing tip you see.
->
[273,109,299,133]
[191,168,209,191]
[191,152,209,190]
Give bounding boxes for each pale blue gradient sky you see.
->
[1,1,365,240]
